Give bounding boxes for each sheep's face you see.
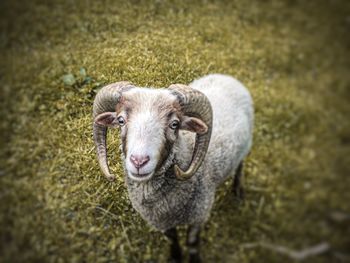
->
[95,88,208,182]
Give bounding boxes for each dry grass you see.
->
[0,0,349,262]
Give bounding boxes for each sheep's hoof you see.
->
[233,186,244,201]
[168,245,182,263]
[233,185,245,201]
[232,161,244,201]
[189,253,201,263]
[167,256,182,263]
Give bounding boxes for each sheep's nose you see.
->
[130,155,150,169]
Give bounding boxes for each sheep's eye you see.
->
[117,116,126,126]
[169,120,180,130]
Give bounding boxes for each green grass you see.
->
[0,0,349,262]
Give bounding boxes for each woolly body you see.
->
[124,74,254,231]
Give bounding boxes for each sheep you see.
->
[92,74,254,262]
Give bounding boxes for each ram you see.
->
[93,74,254,262]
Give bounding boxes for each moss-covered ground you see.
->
[0,0,349,262]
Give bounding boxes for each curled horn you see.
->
[92,81,134,181]
[168,84,213,180]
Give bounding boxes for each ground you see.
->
[0,0,349,262]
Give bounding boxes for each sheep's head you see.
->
[93,82,212,182]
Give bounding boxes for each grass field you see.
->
[0,0,349,262]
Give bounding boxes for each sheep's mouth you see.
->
[128,172,154,181]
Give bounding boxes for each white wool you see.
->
[190,74,253,184]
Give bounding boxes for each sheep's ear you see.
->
[94,112,119,127]
[180,116,208,135]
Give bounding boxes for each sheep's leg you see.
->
[232,161,245,200]
[187,225,201,263]
[164,227,182,263]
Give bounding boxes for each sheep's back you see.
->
[190,74,254,186]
